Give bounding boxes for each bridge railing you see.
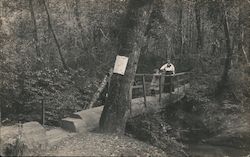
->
[131,72,191,106]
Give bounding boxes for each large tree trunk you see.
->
[99,0,153,134]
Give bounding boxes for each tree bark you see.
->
[42,0,69,71]
[99,0,153,134]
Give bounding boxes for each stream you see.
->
[186,143,250,157]
[169,98,250,157]
[180,124,250,157]
[126,97,250,157]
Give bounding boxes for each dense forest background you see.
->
[1,0,250,126]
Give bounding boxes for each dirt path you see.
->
[44,131,168,156]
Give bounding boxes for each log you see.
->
[87,69,113,109]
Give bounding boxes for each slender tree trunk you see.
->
[195,0,202,51]
[42,0,69,71]
[176,0,183,55]
[73,0,86,51]
[29,0,40,58]
[190,8,195,54]
[99,0,154,134]
[0,0,3,18]
[239,2,250,65]
[241,29,250,65]
[145,0,168,57]
[187,3,191,53]
[221,1,232,84]
[146,0,161,36]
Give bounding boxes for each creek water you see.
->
[164,99,250,157]
[182,128,250,157]
[126,97,250,157]
[186,143,250,157]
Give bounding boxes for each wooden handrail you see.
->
[135,72,190,77]
[132,85,143,89]
[131,72,191,99]
[132,72,190,88]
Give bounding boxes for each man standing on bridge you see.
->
[160,59,175,93]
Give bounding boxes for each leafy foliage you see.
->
[1,0,250,125]
[1,67,99,125]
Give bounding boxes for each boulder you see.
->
[61,118,87,133]
[0,121,47,156]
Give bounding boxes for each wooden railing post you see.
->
[41,99,45,126]
[169,75,172,102]
[142,75,147,107]
[184,74,186,92]
[159,74,162,105]
[177,75,180,100]
[129,86,132,114]
[133,72,190,106]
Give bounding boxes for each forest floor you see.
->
[43,131,169,156]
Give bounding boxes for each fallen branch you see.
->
[87,68,113,109]
[99,28,109,40]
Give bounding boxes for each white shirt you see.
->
[160,63,175,74]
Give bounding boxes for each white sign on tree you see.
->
[113,55,129,75]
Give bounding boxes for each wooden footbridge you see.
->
[61,72,191,132]
[1,72,191,153]
[130,72,190,117]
